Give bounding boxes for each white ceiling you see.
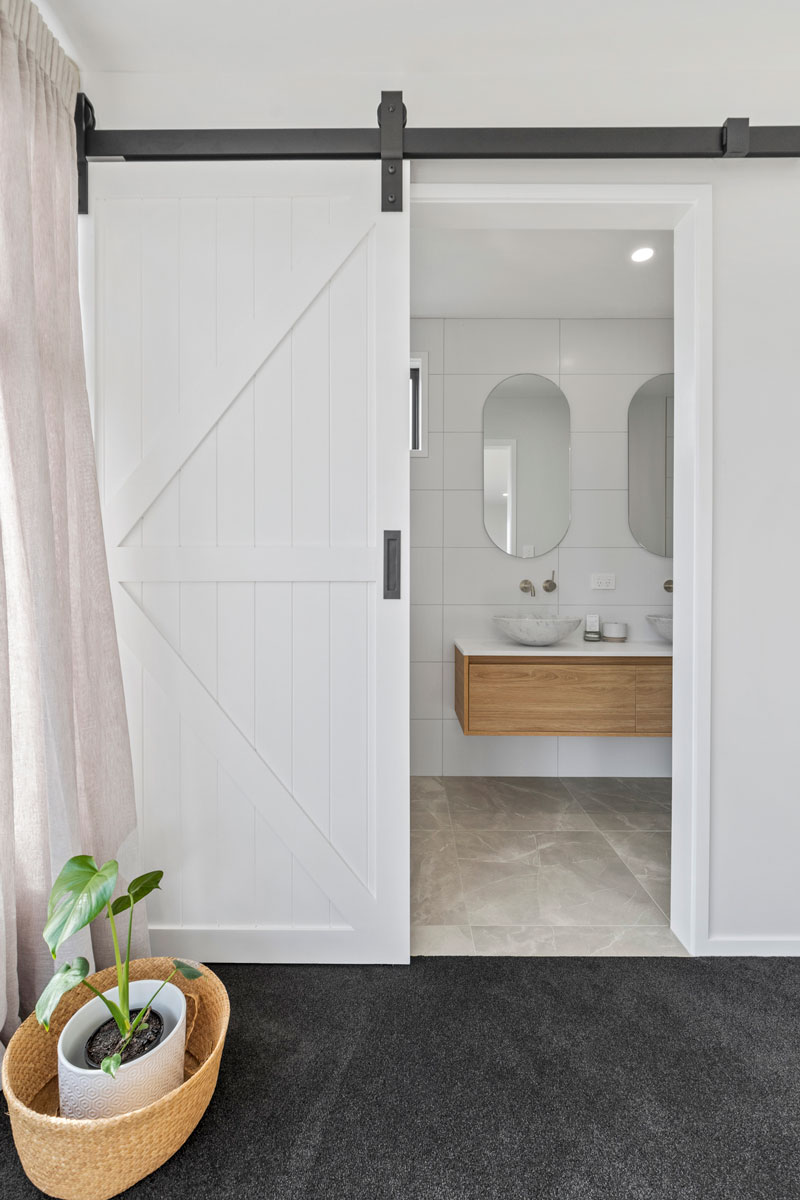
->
[411,229,673,318]
[42,0,800,77]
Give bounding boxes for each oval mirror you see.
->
[482,374,571,558]
[628,373,674,557]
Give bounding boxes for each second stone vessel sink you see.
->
[493,614,582,647]
[647,614,673,643]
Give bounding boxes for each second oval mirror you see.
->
[628,373,674,557]
[482,374,571,558]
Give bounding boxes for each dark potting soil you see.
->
[84,1007,164,1069]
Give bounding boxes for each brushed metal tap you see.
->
[543,571,557,593]
[519,579,535,597]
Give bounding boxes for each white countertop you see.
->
[455,638,672,657]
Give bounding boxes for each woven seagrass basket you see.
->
[1,957,229,1200]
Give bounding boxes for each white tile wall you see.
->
[410,317,674,776]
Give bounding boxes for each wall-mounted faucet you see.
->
[543,571,557,593]
[519,579,535,598]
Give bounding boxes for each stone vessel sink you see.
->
[647,614,673,643]
[493,615,582,647]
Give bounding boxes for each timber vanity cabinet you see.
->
[454,642,672,737]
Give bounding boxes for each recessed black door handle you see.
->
[383,530,401,599]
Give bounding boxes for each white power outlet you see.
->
[591,573,616,590]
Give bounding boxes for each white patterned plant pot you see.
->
[57,979,186,1119]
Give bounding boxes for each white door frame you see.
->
[411,182,713,956]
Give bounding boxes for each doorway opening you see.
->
[409,182,712,958]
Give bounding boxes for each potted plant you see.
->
[35,854,201,1119]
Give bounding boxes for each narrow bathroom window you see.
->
[409,353,428,457]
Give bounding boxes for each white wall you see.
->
[410,316,673,777]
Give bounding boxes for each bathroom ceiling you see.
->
[411,229,674,318]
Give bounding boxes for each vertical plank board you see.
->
[330,239,369,546]
[142,672,181,925]
[217,197,255,363]
[330,583,368,883]
[178,197,218,550]
[217,380,255,546]
[291,288,331,546]
[254,814,293,927]
[180,721,218,926]
[291,582,330,833]
[140,583,180,652]
[254,338,293,546]
[179,198,217,398]
[142,479,179,547]
[254,197,291,322]
[218,582,255,743]
[331,906,350,930]
[119,642,143,835]
[290,196,331,272]
[141,199,180,455]
[254,583,292,789]
[292,860,331,929]
[142,477,180,652]
[217,767,256,925]
[121,521,143,548]
[102,197,141,493]
[180,583,218,695]
[180,434,217,546]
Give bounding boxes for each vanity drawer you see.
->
[468,662,637,735]
[635,663,673,735]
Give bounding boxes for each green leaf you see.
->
[127,870,163,904]
[47,856,98,920]
[101,1053,122,1079]
[43,858,118,959]
[95,994,130,1038]
[35,958,90,1031]
[106,870,162,918]
[173,959,203,980]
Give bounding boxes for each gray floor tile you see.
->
[458,857,542,925]
[472,925,686,956]
[445,776,597,831]
[411,925,475,956]
[410,829,467,925]
[638,878,671,918]
[561,776,669,815]
[454,830,540,864]
[411,777,451,831]
[534,832,669,927]
[471,926,558,955]
[625,777,673,807]
[587,810,671,832]
[458,831,668,928]
[602,831,671,882]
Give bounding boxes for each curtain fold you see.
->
[0,0,148,1058]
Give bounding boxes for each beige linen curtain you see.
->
[0,0,148,1057]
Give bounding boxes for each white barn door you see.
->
[90,163,409,963]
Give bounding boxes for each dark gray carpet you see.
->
[3,958,800,1199]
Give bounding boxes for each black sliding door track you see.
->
[75,91,799,214]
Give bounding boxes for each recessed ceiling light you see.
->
[631,247,655,263]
